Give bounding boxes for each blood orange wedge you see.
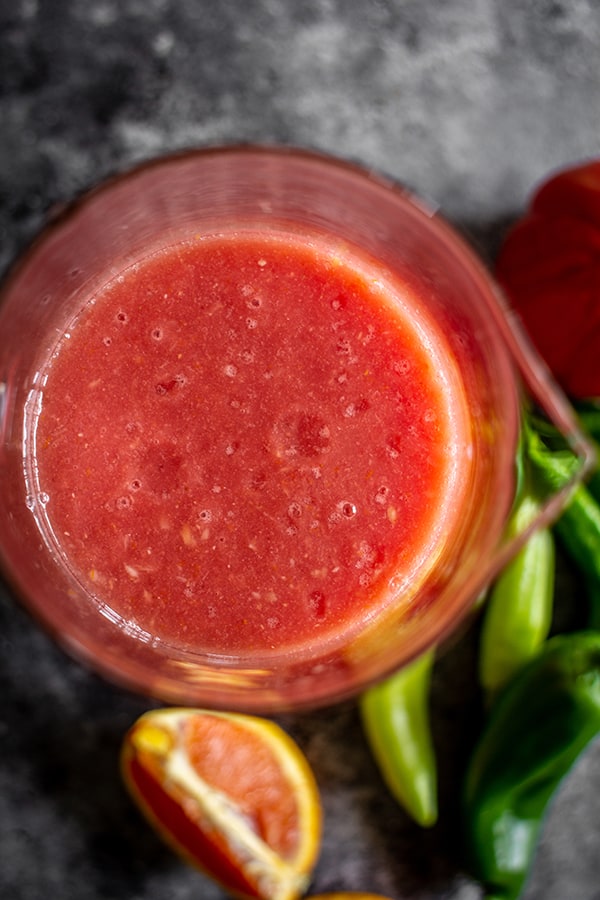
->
[121,708,322,900]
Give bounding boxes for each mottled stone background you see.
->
[1,2,600,899]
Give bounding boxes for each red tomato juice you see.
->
[31,231,472,658]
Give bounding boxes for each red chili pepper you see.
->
[495,160,600,399]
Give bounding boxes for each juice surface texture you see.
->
[32,232,472,657]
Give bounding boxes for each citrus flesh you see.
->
[121,708,322,900]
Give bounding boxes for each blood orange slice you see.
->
[121,708,322,900]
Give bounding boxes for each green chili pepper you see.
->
[524,422,600,629]
[464,631,600,900]
[479,508,555,702]
[359,649,437,827]
[479,418,559,701]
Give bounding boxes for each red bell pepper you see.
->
[496,160,600,399]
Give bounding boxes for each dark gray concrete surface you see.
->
[2,2,600,898]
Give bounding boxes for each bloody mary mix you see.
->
[30,230,472,658]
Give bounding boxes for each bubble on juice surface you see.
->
[103,336,112,347]
[287,501,302,519]
[246,317,258,330]
[116,311,129,324]
[375,485,390,505]
[151,327,164,341]
[116,495,132,510]
[37,492,50,506]
[223,364,238,378]
[339,501,357,519]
